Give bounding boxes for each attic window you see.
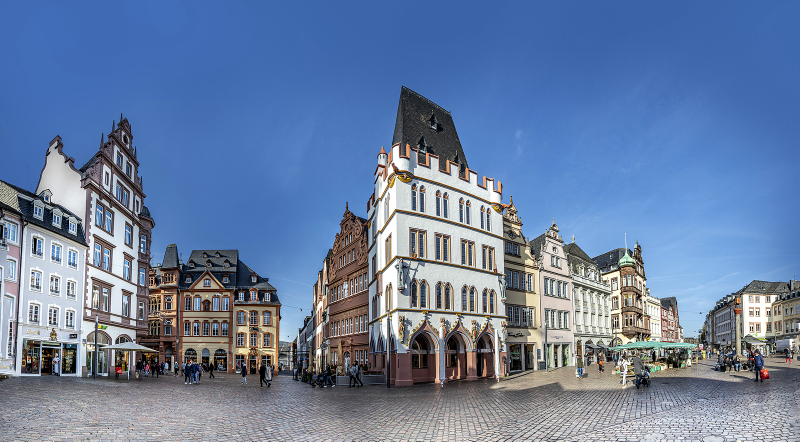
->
[189,262,195,268]
[123,134,129,144]
[223,275,229,283]
[185,275,191,283]
[202,253,208,258]
[215,252,220,258]
[251,275,257,283]
[44,194,50,203]
[224,261,230,268]
[68,220,77,235]
[52,213,62,227]
[33,203,44,220]
[204,279,210,287]
[206,261,212,268]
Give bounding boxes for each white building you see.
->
[35,119,155,376]
[645,288,662,342]
[367,87,507,385]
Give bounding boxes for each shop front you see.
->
[86,331,111,376]
[214,349,228,372]
[20,328,80,376]
[184,348,197,363]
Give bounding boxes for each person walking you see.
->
[620,357,630,389]
[786,348,791,363]
[184,362,191,384]
[208,363,215,379]
[259,364,268,387]
[324,365,334,387]
[576,356,584,379]
[351,363,363,387]
[754,350,765,382]
[265,364,272,387]
[241,362,248,385]
[598,357,604,373]
[632,354,644,389]
[136,360,143,381]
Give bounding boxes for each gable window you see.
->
[51,243,62,264]
[251,275,257,283]
[116,153,123,167]
[125,162,132,177]
[204,279,210,287]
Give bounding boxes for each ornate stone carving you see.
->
[398,315,405,344]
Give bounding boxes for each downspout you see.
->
[12,220,28,374]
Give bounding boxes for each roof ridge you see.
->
[401,86,451,115]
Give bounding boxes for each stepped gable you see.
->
[392,86,468,172]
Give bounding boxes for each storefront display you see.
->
[509,344,522,371]
[22,339,40,374]
[62,344,77,374]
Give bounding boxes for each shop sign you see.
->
[69,334,78,339]
[249,327,259,332]
[25,329,41,335]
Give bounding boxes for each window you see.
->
[444,284,451,310]
[436,283,443,309]
[411,184,417,211]
[138,301,145,320]
[222,297,230,311]
[125,225,132,246]
[49,275,60,296]
[194,297,201,311]
[263,311,272,326]
[482,246,495,270]
[184,322,191,336]
[250,311,258,325]
[238,291,244,301]
[385,234,392,265]
[486,209,491,231]
[409,229,426,259]
[67,249,77,269]
[442,193,449,218]
[121,294,129,317]
[469,287,476,312]
[65,280,76,300]
[116,153,123,167]
[6,258,16,281]
[436,191,441,216]
[193,322,200,336]
[30,270,42,291]
[480,207,485,229]
[460,240,475,267]
[490,291,495,314]
[462,287,467,312]
[3,221,18,243]
[250,333,258,347]
[125,162,132,177]
[31,237,43,258]
[236,332,245,347]
[251,275,257,283]
[66,310,75,329]
[482,290,488,313]
[28,303,40,324]
[204,279,210,287]
[237,311,246,325]
[52,213,62,227]
[411,281,418,308]
[103,249,110,271]
[459,198,464,222]
[221,323,229,336]
[419,186,425,212]
[140,235,147,254]
[263,333,272,347]
[123,259,131,281]
[33,204,43,220]
[465,201,471,225]
[435,234,450,262]
[203,322,210,336]
[611,278,618,290]
[223,275,229,283]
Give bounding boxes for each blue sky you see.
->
[1,2,798,341]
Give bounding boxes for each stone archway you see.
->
[408,330,438,384]
[476,333,495,378]
[444,332,468,381]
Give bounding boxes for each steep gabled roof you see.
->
[661,297,678,312]
[592,248,633,272]
[563,242,594,264]
[392,86,468,172]
[738,280,790,295]
[162,244,180,269]
[0,180,86,246]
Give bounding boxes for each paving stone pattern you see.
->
[0,357,798,441]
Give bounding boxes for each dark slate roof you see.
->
[162,244,179,269]
[0,180,87,246]
[236,260,277,292]
[78,153,101,173]
[592,248,633,272]
[563,242,594,265]
[529,233,546,258]
[180,249,240,289]
[738,280,790,295]
[392,86,469,172]
[661,297,678,312]
[139,206,151,218]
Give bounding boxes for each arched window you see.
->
[445,284,452,310]
[465,201,471,225]
[420,280,427,309]
[486,209,491,231]
[489,291,495,314]
[482,289,488,313]
[459,198,464,223]
[436,283,442,309]
[480,206,485,229]
[202,300,211,311]
[411,184,417,211]
[419,186,425,212]
[435,191,441,216]
[470,287,476,312]
[443,193,449,218]
[461,287,468,312]
[410,281,417,308]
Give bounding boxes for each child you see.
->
[598,358,604,373]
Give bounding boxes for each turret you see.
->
[378,147,387,167]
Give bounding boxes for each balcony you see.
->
[621,305,643,315]
[621,326,650,337]
[621,286,641,296]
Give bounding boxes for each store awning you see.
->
[102,342,159,352]
[586,344,600,349]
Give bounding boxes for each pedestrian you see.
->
[632,354,644,389]
[324,365,334,387]
[154,362,159,378]
[136,360,143,381]
[620,357,630,389]
[265,364,273,387]
[598,357,604,373]
[785,348,791,363]
[734,355,742,372]
[350,362,363,387]
[241,362,248,384]
[357,361,363,387]
[259,364,268,387]
[209,362,215,379]
[52,353,60,376]
[175,362,179,376]
[754,350,765,382]
[293,366,298,381]
[576,356,584,379]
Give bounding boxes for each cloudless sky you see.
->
[1,2,798,341]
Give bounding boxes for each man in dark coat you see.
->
[259,364,268,387]
[754,350,765,382]
[632,355,644,389]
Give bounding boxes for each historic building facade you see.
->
[660,297,679,343]
[735,280,789,343]
[531,221,574,368]
[0,192,23,376]
[502,197,540,372]
[644,288,662,342]
[326,205,369,373]
[1,182,87,376]
[367,87,507,385]
[564,239,611,365]
[141,244,182,369]
[35,119,155,376]
[230,257,280,374]
[312,251,331,371]
[593,242,649,346]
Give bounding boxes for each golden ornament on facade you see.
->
[49,328,58,342]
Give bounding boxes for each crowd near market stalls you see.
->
[609,341,700,374]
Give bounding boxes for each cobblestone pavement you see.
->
[1,356,798,441]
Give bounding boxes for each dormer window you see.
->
[265,292,271,302]
[189,261,195,268]
[33,203,44,220]
[52,213,62,227]
[223,261,230,268]
[223,275,229,283]
[215,252,220,258]
[185,275,191,283]
[202,252,208,258]
[68,219,77,235]
[238,292,244,301]
[251,275,257,283]
[206,260,212,268]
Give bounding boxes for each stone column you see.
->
[734,304,742,357]
[438,327,446,385]
[466,350,478,381]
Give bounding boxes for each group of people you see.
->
[784,348,795,363]
[295,362,365,388]
[715,347,767,382]
[617,354,647,389]
[133,360,168,380]
[183,360,214,384]
[717,351,743,372]
[236,361,274,387]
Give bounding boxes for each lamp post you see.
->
[734,296,742,357]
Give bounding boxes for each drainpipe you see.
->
[12,219,28,375]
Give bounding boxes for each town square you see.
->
[0,2,798,441]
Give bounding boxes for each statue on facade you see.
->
[498,274,507,299]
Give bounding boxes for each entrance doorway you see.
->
[201,349,210,368]
[249,355,257,374]
[41,347,58,375]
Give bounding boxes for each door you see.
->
[476,353,483,377]
[41,348,55,375]
[249,355,257,374]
